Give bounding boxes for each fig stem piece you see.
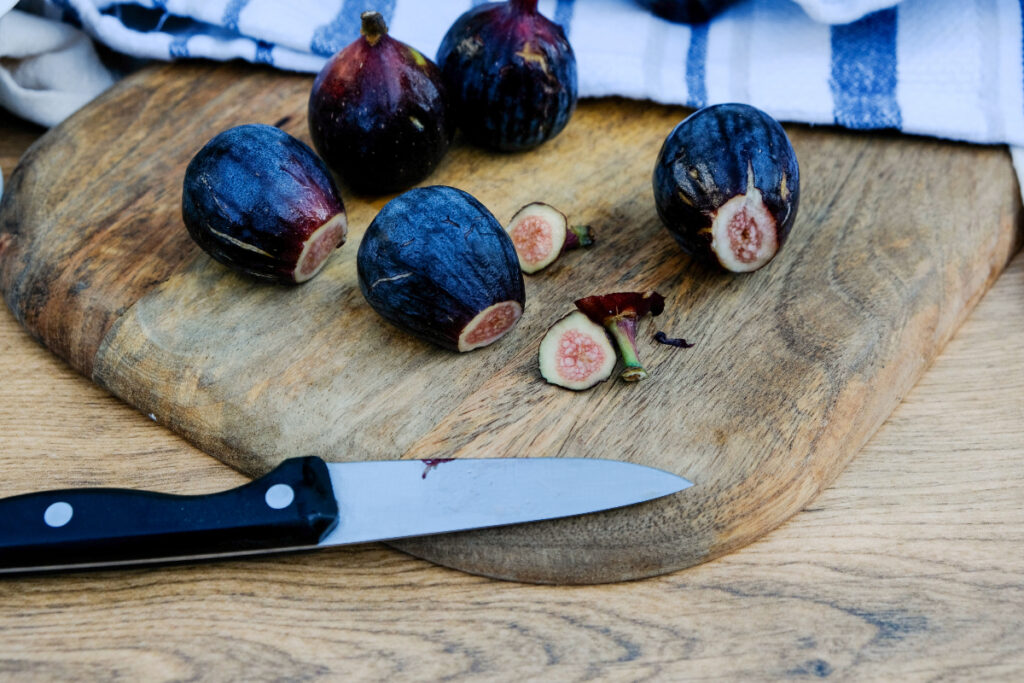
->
[564,224,595,250]
[360,11,388,45]
[510,0,540,14]
[574,291,665,382]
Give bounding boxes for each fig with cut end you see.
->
[308,11,453,194]
[357,186,525,352]
[653,103,799,273]
[539,311,617,390]
[182,123,347,284]
[504,202,594,274]
[635,0,739,23]
[575,291,665,382]
[436,0,577,151]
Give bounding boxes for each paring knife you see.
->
[0,456,692,574]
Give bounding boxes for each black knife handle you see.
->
[0,456,339,573]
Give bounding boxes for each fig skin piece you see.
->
[653,103,799,273]
[436,0,577,152]
[357,186,526,352]
[539,312,617,390]
[575,292,665,382]
[504,202,594,274]
[182,123,348,284]
[635,0,739,23]
[308,12,453,195]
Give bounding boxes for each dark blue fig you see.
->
[182,124,347,284]
[308,12,453,195]
[653,103,799,273]
[436,0,577,152]
[357,186,526,352]
[634,0,739,23]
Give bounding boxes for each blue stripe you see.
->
[1020,0,1024,120]
[554,0,575,35]
[830,8,901,129]
[169,34,190,59]
[310,0,397,57]
[255,40,274,65]
[685,23,708,109]
[222,0,251,33]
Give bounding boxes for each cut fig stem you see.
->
[510,0,540,14]
[564,224,595,250]
[574,291,665,383]
[607,315,648,382]
[360,11,387,44]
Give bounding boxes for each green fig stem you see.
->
[605,315,648,382]
[510,0,540,14]
[360,11,388,45]
[563,224,595,251]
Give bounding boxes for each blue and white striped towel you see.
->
[18,0,1024,151]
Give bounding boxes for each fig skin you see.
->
[575,292,665,382]
[436,0,577,152]
[308,12,453,195]
[182,123,347,284]
[357,186,526,352]
[635,0,739,23]
[653,103,799,273]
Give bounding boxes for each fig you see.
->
[182,123,347,284]
[357,186,525,352]
[308,11,453,194]
[436,0,577,151]
[539,312,617,391]
[575,292,665,382]
[653,103,799,273]
[504,202,594,274]
[634,0,739,23]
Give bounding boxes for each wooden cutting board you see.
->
[0,63,1019,584]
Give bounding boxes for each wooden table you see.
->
[1,107,1022,679]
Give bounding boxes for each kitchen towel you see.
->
[3,0,1024,202]
[16,0,1024,150]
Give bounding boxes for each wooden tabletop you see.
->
[1,107,1022,679]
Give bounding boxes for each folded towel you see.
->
[3,0,1024,201]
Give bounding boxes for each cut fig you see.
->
[182,124,347,284]
[504,202,594,274]
[436,0,577,151]
[653,103,799,273]
[539,312,616,390]
[308,11,453,194]
[575,292,665,382]
[357,186,525,352]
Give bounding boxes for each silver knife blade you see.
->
[322,458,693,546]
[0,457,692,574]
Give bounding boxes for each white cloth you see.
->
[2,0,1024,200]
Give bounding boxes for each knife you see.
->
[0,456,692,574]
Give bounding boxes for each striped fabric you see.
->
[32,0,1024,149]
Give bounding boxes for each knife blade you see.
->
[0,456,692,574]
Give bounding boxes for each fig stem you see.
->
[563,224,595,250]
[605,315,648,382]
[509,0,540,14]
[360,11,388,45]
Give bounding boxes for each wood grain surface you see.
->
[0,63,1020,585]
[1,105,1023,680]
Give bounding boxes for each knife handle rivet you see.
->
[264,484,295,510]
[44,502,73,528]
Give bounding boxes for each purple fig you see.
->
[308,12,453,195]
[436,0,577,151]
[182,124,347,284]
